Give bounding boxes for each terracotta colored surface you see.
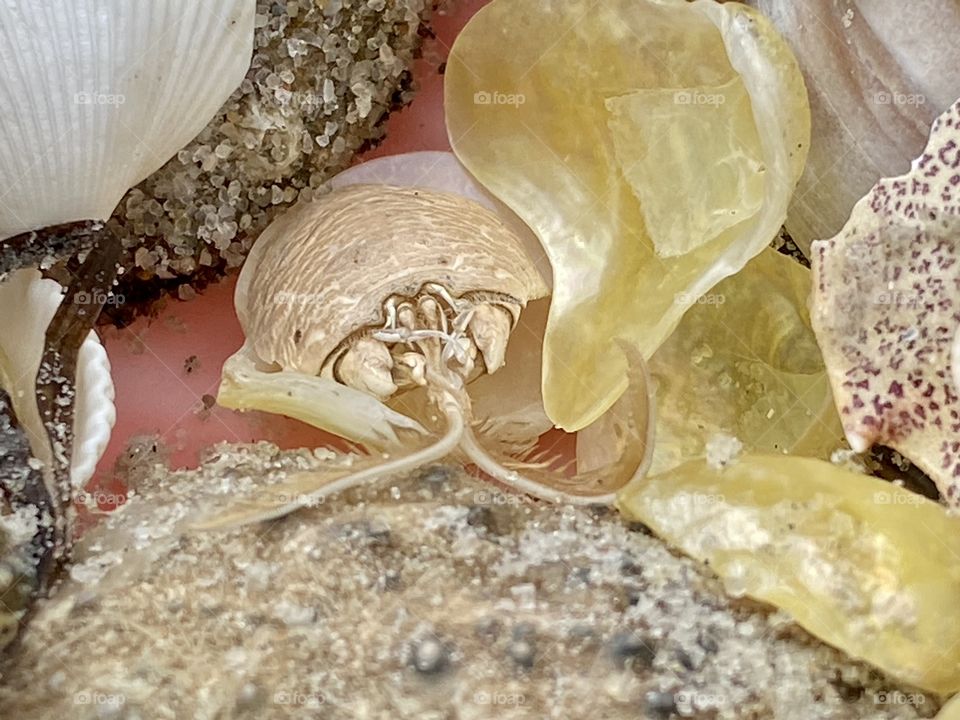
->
[91,1,498,502]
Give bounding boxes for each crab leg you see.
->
[457,340,655,505]
[192,389,466,529]
[218,345,427,451]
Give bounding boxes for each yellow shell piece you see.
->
[938,695,960,720]
[648,249,843,474]
[617,454,960,694]
[446,0,809,430]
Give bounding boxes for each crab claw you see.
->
[394,351,427,388]
[337,338,398,401]
[459,339,655,505]
[469,304,513,374]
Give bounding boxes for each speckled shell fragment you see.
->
[811,98,960,504]
[236,184,549,375]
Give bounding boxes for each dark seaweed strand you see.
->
[34,226,121,574]
[0,390,44,609]
[0,221,103,284]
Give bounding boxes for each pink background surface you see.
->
[89,1,492,505]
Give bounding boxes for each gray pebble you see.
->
[610,631,656,670]
[507,639,535,669]
[697,630,719,655]
[418,465,455,488]
[411,636,448,675]
[474,617,502,641]
[643,690,677,718]
[465,504,512,536]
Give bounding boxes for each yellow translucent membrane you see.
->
[618,455,960,694]
[607,78,765,258]
[446,0,809,430]
[938,695,960,719]
[648,249,842,474]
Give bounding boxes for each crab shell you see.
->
[209,176,654,526]
[236,184,549,377]
[221,183,553,452]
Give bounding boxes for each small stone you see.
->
[673,647,699,672]
[643,690,677,719]
[609,631,656,670]
[270,600,316,626]
[236,682,261,708]
[696,630,719,654]
[418,464,454,487]
[507,638,535,670]
[411,636,448,675]
[474,617,501,641]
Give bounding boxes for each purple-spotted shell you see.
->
[811,97,960,503]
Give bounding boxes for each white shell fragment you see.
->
[0,0,256,238]
[750,0,960,253]
[0,270,115,490]
[811,97,960,504]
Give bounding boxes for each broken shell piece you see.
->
[617,454,960,694]
[208,183,654,527]
[646,248,842,475]
[749,0,960,254]
[0,270,115,492]
[445,0,809,431]
[810,97,960,504]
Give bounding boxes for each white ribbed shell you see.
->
[0,0,255,239]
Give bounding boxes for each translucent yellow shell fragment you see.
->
[617,455,960,694]
[446,0,809,431]
[648,249,843,474]
[938,695,960,720]
[606,78,765,258]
